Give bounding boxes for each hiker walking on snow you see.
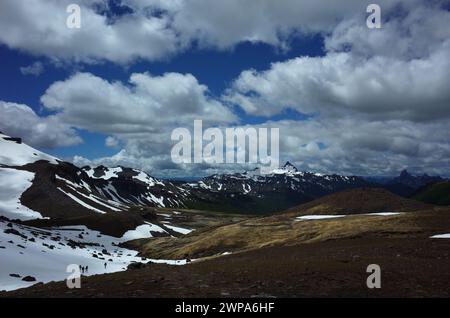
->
[104,262,107,269]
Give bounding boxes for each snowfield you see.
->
[296,215,346,220]
[430,233,450,239]
[121,222,168,240]
[0,219,190,291]
[0,167,45,220]
[164,224,193,235]
[296,212,402,221]
[0,133,57,166]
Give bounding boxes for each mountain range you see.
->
[1,132,449,295]
[1,132,446,227]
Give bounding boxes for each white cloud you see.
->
[214,2,450,177]
[3,0,449,177]
[127,0,412,49]
[325,5,450,59]
[226,4,450,122]
[0,101,82,148]
[105,136,119,148]
[0,0,417,64]
[39,71,238,176]
[0,0,180,64]
[226,47,450,121]
[70,117,450,177]
[272,118,450,176]
[41,72,237,134]
[20,61,44,76]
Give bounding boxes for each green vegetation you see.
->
[413,181,450,206]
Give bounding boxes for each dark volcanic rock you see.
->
[4,228,27,239]
[127,262,148,270]
[22,276,36,282]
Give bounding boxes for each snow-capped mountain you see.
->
[0,133,195,291]
[0,132,375,220]
[0,133,192,224]
[0,133,58,167]
[184,161,373,213]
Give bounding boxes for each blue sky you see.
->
[0,0,449,177]
[0,31,324,160]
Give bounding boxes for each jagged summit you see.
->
[384,169,444,196]
[399,169,410,178]
[271,161,301,175]
[282,161,298,172]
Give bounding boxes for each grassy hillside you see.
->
[283,187,431,216]
[413,181,450,206]
[126,189,445,260]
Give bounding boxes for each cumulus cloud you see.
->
[214,2,450,177]
[2,0,449,177]
[226,3,450,121]
[39,71,239,176]
[226,47,450,121]
[0,0,414,64]
[20,61,44,76]
[105,136,120,148]
[41,72,237,134]
[70,116,450,177]
[0,0,180,64]
[325,4,450,59]
[0,101,82,148]
[271,118,450,176]
[127,0,412,49]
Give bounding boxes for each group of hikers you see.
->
[79,263,108,274]
[79,265,89,274]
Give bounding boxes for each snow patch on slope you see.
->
[0,133,57,166]
[297,215,346,221]
[84,167,123,180]
[296,212,403,221]
[0,168,44,220]
[121,222,168,241]
[0,220,191,291]
[164,224,193,235]
[57,188,107,214]
[431,233,450,239]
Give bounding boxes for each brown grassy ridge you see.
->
[125,188,446,260]
[126,206,450,260]
[282,187,432,216]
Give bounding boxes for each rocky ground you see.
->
[2,236,450,298]
[2,189,450,297]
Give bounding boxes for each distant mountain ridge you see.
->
[1,133,443,223]
[188,161,373,213]
[284,187,431,216]
[382,169,444,196]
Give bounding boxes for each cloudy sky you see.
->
[0,0,449,177]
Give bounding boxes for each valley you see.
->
[1,133,449,297]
